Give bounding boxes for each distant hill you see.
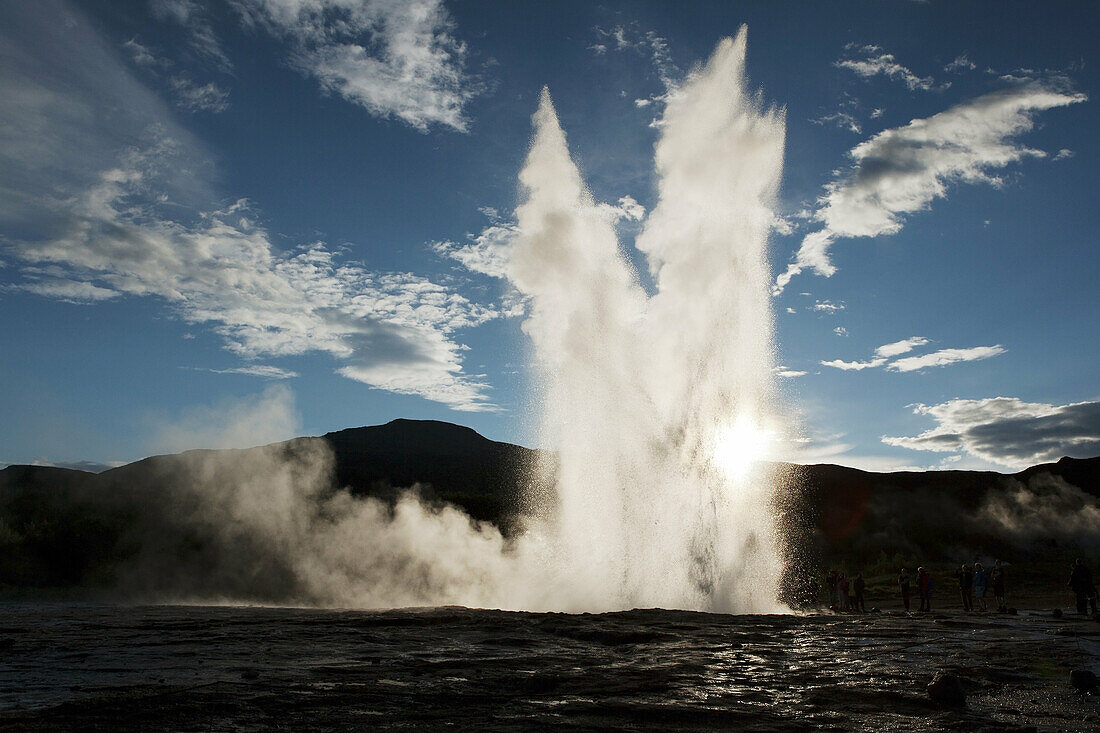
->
[2,419,1097,598]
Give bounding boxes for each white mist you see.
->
[510,27,788,613]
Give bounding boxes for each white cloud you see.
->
[821,357,884,371]
[195,365,299,379]
[887,344,1005,372]
[811,110,861,134]
[13,139,499,411]
[592,23,680,113]
[836,43,941,91]
[882,397,1100,469]
[944,54,977,73]
[873,336,928,358]
[1053,148,1075,161]
[813,299,845,314]
[833,327,849,337]
[773,365,807,378]
[774,79,1086,293]
[821,338,1001,373]
[432,222,517,280]
[2,2,498,412]
[770,214,796,236]
[234,0,475,132]
[17,277,121,302]
[169,75,230,112]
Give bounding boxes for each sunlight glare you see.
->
[713,415,772,481]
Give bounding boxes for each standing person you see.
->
[899,568,912,612]
[991,560,1007,612]
[853,572,867,613]
[973,562,988,612]
[956,564,973,611]
[826,569,839,610]
[1069,559,1097,615]
[838,572,850,611]
[917,566,932,612]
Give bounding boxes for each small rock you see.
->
[1092,611,1100,623]
[1070,669,1098,693]
[927,671,967,706]
[1052,608,1063,618]
[241,669,260,681]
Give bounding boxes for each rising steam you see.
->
[509,27,787,612]
[4,29,792,614]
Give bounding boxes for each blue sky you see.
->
[1,0,1097,473]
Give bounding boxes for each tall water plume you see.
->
[509,28,788,612]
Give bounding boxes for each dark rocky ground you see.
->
[1,603,1098,731]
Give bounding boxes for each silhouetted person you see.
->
[826,569,839,610]
[956,564,973,611]
[898,568,912,611]
[917,566,932,612]
[838,572,850,611]
[973,562,988,612]
[853,572,866,613]
[1069,559,1097,615]
[991,560,1006,612]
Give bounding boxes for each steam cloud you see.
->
[507,27,788,613]
[6,30,794,614]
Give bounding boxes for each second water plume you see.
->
[510,28,788,612]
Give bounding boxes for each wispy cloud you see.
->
[774,365,807,378]
[233,0,476,132]
[887,344,1005,372]
[836,43,942,91]
[592,23,680,115]
[775,79,1086,293]
[811,109,861,134]
[810,94,865,134]
[2,6,497,412]
[16,277,121,302]
[821,337,1002,373]
[150,0,233,72]
[123,38,165,68]
[169,74,230,112]
[1053,148,1075,161]
[12,139,500,411]
[944,54,977,73]
[190,365,299,379]
[883,397,1100,469]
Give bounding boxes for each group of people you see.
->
[953,562,1007,612]
[899,562,1007,613]
[822,559,1098,614]
[824,569,867,612]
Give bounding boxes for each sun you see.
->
[713,415,772,481]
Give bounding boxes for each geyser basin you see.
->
[509,26,789,613]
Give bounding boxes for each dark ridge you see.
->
[323,418,514,456]
[1,419,1098,596]
[0,464,95,492]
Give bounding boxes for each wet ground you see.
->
[1,603,1098,731]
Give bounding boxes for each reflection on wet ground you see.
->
[1,603,1098,730]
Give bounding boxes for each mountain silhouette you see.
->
[1,419,1097,596]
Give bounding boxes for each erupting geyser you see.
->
[510,27,788,613]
